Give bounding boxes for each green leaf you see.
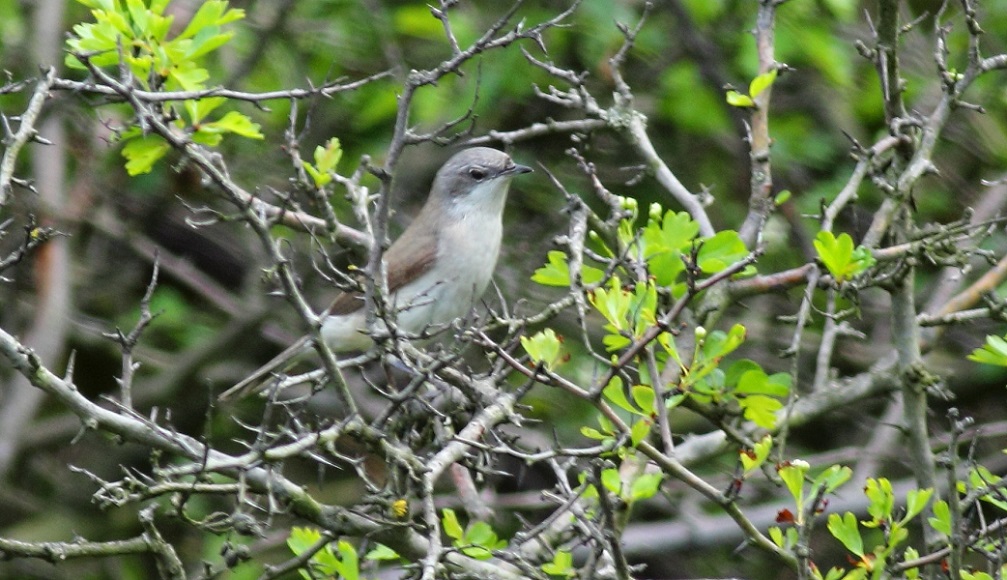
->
[631,385,655,414]
[827,512,864,557]
[125,0,149,33]
[169,63,210,91]
[287,527,322,556]
[902,547,920,580]
[185,29,235,60]
[778,460,810,505]
[863,478,895,526]
[701,324,747,361]
[903,488,933,523]
[926,499,950,535]
[314,137,342,173]
[630,281,658,337]
[657,333,682,366]
[629,419,651,447]
[541,550,575,577]
[304,164,328,188]
[810,465,852,495]
[464,521,498,549]
[765,372,793,397]
[697,230,748,274]
[970,466,1007,512]
[813,231,851,279]
[76,0,115,9]
[740,434,773,476]
[739,394,783,429]
[968,334,1007,367]
[749,68,778,98]
[823,567,848,580]
[311,544,340,576]
[184,96,226,125]
[774,190,792,206]
[191,129,223,147]
[178,1,244,40]
[532,250,605,287]
[629,472,663,501]
[726,90,755,107]
[441,508,464,540]
[590,277,632,333]
[650,211,699,253]
[600,468,621,496]
[365,544,400,561]
[531,251,570,286]
[734,368,791,399]
[769,526,785,547]
[580,426,610,441]
[813,231,873,282]
[642,211,699,286]
[724,359,761,386]
[521,328,565,371]
[122,135,171,175]
[602,376,634,414]
[206,111,264,139]
[961,572,995,580]
[334,540,359,580]
[734,368,770,395]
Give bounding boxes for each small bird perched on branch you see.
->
[219,147,532,401]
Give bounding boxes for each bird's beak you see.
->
[504,163,533,176]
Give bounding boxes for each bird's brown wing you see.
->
[326,218,439,316]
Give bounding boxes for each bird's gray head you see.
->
[429,148,532,217]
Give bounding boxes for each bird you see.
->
[219,147,532,401]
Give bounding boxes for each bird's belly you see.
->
[394,218,500,333]
[320,310,373,352]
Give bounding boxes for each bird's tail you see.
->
[218,335,313,401]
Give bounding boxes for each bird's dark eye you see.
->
[468,168,487,180]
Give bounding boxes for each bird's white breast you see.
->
[322,177,509,349]
[394,211,502,331]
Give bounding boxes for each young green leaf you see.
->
[863,478,895,527]
[532,250,604,287]
[769,526,785,547]
[814,231,874,282]
[629,472,663,501]
[740,435,773,476]
[521,328,565,371]
[287,526,322,556]
[602,376,635,414]
[629,419,651,447]
[749,68,778,98]
[697,230,748,274]
[810,465,852,495]
[726,90,755,108]
[580,425,611,441]
[441,508,464,541]
[541,550,576,577]
[827,512,864,557]
[778,460,810,506]
[814,231,853,280]
[333,540,359,580]
[122,135,171,176]
[600,468,622,496]
[365,543,400,561]
[968,334,1007,367]
[205,111,263,139]
[739,394,783,429]
[631,385,656,414]
[902,488,933,523]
